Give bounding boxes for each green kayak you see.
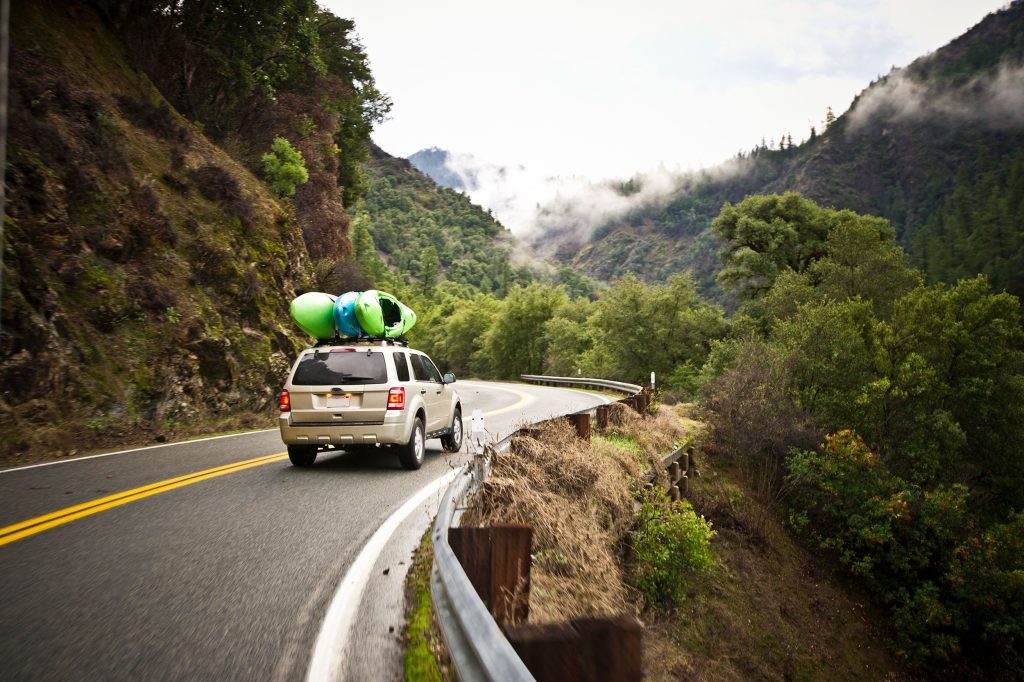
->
[290,291,337,340]
[354,290,417,338]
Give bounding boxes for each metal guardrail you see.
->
[520,374,643,395]
[430,375,645,681]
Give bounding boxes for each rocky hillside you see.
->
[0,1,314,461]
[539,0,1024,301]
[0,1,528,465]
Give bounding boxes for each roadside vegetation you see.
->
[403,529,449,682]
[385,192,1023,676]
[448,402,905,680]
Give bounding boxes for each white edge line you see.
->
[306,466,463,682]
[305,385,613,682]
[0,429,278,474]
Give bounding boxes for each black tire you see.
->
[398,418,426,470]
[441,408,463,453]
[287,444,317,467]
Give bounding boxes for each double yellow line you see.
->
[0,452,287,547]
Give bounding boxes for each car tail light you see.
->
[279,389,291,413]
[387,386,405,410]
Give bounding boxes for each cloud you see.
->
[848,60,1024,130]
[436,151,752,250]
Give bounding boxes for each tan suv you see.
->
[277,340,463,469]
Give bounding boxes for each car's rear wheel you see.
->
[288,444,318,467]
[398,418,425,470]
[441,408,463,453]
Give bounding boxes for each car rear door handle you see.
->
[420,389,427,394]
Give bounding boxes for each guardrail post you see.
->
[567,412,591,442]
[448,524,532,628]
[595,405,609,431]
[506,616,643,682]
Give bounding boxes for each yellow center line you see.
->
[0,452,287,547]
[480,386,535,417]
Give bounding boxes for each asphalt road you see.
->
[0,380,611,681]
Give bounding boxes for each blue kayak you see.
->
[332,291,364,338]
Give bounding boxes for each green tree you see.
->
[262,137,309,196]
[585,274,728,389]
[712,192,896,301]
[483,284,568,378]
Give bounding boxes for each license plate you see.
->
[326,395,350,408]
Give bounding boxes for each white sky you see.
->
[324,0,1010,180]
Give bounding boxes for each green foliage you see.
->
[356,154,529,295]
[403,530,443,682]
[703,194,1024,667]
[632,489,716,609]
[912,149,1024,301]
[712,192,896,301]
[583,274,729,390]
[483,284,568,378]
[540,298,595,376]
[786,431,978,663]
[261,137,309,197]
[412,290,500,377]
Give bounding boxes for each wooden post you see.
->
[448,524,532,627]
[506,623,583,682]
[572,615,643,682]
[596,405,609,431]
[506,615,643,682]
[567,412,591,442]
[637,393,649,414]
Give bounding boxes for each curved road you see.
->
[0,380,610,681]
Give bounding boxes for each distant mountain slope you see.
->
[539,0,1024,301]
[407,147,466,190]
[352,145,533,296]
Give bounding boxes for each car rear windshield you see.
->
[291,351,387,386]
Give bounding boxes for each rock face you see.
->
[0,2,312,457]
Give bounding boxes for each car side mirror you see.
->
[442,373,456,384]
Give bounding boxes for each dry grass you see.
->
[463,404,689,623]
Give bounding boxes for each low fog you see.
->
[440,152,752,249]
[849,60,1024,130]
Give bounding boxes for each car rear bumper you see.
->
[279,412,411,447]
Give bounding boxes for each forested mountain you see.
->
[350,145,533,297]
[536,0,1024,301]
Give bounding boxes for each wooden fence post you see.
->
[506,615,643,682]
[567,412,591,442]
[596,405,609,431]
[448,524,532,627]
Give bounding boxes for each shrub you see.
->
[786,430,977,663]
[632,489,715,609]
[261,136,308,197]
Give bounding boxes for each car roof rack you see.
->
[313,336,409,348]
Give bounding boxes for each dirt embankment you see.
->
[459,402,905,681]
